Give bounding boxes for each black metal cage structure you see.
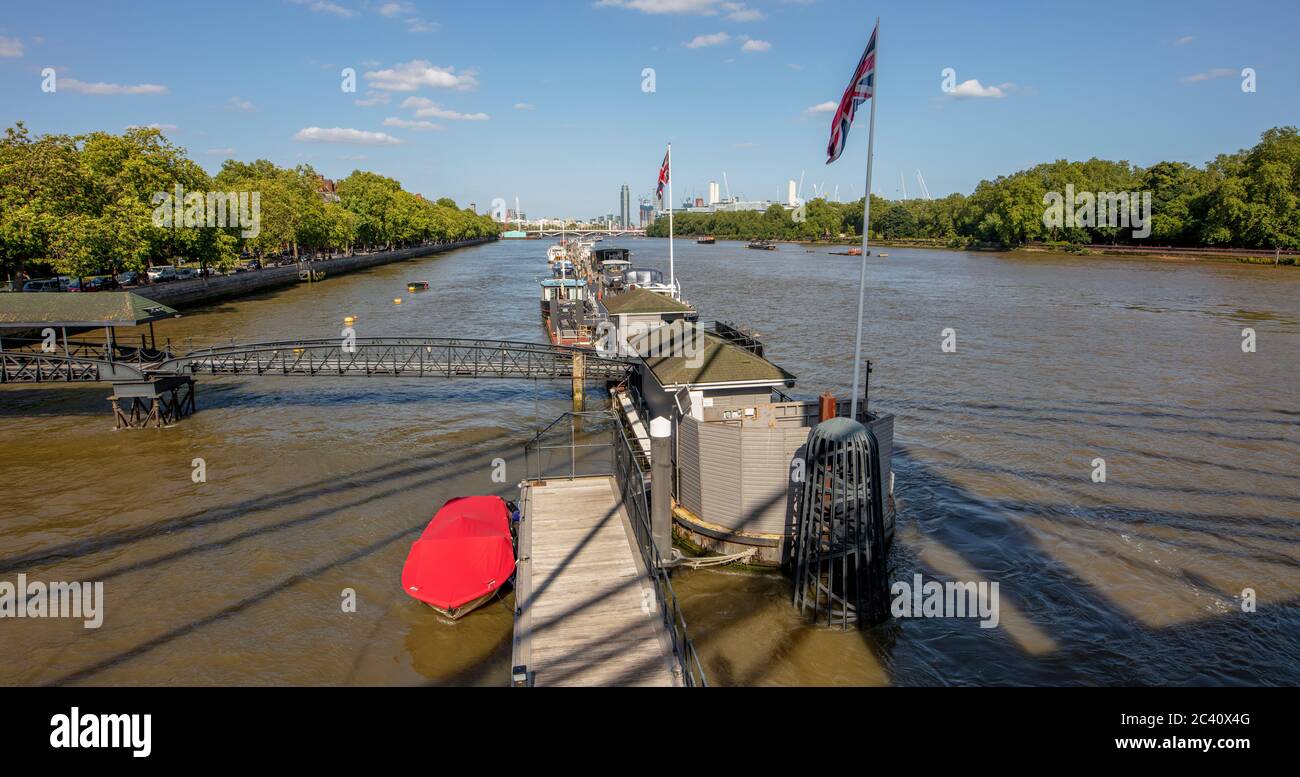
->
[791,417,890,629]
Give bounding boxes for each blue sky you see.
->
[0,0,1296,218]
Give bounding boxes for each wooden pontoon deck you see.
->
[511,476,681,687]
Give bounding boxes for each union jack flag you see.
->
[826,21,878,165]
[655,147,670,205]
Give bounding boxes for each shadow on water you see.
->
[679,439,1300,686]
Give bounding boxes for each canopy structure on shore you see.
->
[0,292,178,330]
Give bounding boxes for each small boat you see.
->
[878,253,890,258]
[407,281,430,291]
[401,496,519,620]
[829,248,865,256]
[697,235,716,245]
[624,267,682,300]
[747,240,777,251]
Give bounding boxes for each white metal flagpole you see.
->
[667,143,675,294]
[850,19,879,422]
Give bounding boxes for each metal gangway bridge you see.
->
[0,336,635,428]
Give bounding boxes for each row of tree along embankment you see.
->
[136,237,495,310]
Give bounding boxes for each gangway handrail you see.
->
[522,410,708,687]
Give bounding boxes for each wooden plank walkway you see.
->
[512,476,681,687]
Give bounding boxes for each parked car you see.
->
[148,266,178,282]
[174,267,198,280]
[86,276,119,291]
[117,271,140,286]
[21,278,63,292]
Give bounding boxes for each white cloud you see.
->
[406,18,439,32]
[382,116,444,131]
[598,0,763,20]
[289,0,357,18]
[63,78,168,95]
[0,36,23,58]
[340,154,369,161]
[741,39,771,53]
[355,91,391,107]
[414,105,489,121]
[685,32,730,48]
[364,60,478,91]
[596,0,724,13]
[514,103,535,110]
[377,1,407,16]
[225,97,256,112]
[399,96,487,120]
[805,101,837,114]
[1181,67,1237,83]
[1175,35,1196,45]
[292,126,403,145]
[948,79,1011,98]
[722,2,763,21]
[206,147,236,156]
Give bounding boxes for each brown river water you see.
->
[1,239,1297,686]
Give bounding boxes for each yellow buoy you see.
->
[343,316,356,325]
[393,298,403,305]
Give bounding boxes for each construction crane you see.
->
[916,170,932,201]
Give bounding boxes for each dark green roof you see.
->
[633,331,795,388]
[603,287,695,315]
[0,292,179,328]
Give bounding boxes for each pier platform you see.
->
[511,476,682,687]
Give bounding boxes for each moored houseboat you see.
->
[540,277,593,346]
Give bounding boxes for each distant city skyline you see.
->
[1,1,1296,216]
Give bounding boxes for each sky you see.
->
[0,0,1297,219]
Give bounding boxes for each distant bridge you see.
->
[526,228,647,240]
[0,338,635,384]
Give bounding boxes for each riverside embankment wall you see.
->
[136,237,496,310]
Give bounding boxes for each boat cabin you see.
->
[599,258,632,290]
[592,247,631,270]
[539,278,587,306]
[621,327,894,565]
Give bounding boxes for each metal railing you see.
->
[156,337,635,380]
[522,411,708,687]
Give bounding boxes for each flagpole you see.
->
[667,143,676,295]
[849,19,878,422]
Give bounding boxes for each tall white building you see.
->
[787,180,799,207]
[708,181,720,205]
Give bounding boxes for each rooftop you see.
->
[603,287,694,315]
[632,330,795,388]
[0,292,179,329]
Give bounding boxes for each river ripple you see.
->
[1,239,1296,685]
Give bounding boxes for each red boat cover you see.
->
[401,496,515,610]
